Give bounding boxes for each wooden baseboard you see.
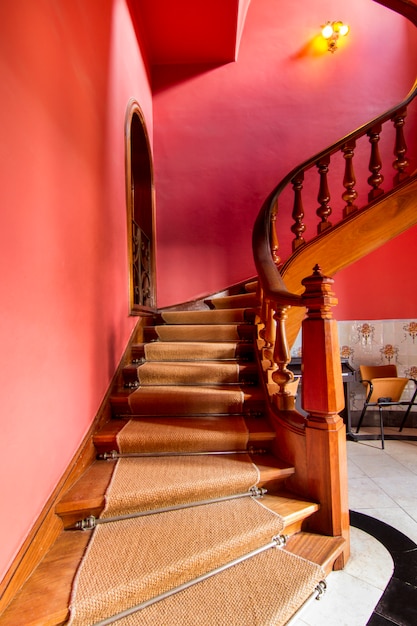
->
[0,317,146,615]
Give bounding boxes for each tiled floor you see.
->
[292,427,417,626]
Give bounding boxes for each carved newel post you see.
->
[301,265,350,567]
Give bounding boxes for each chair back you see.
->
[359,364,408,403]
[359,364,397,381]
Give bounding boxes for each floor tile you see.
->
[348,476,396,510]
[298,437,417,626]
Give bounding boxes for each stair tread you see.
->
[56,454,295,526]
[0,531,89,626]
[131,341,255,362]
[110,384,266,417]
[156,308,254,324]
[93,416,276,453]
[0,529,343,626]
[3,497,330,626]
[285,532,346,576]
[205,292,259,310]
[123,361,259,387]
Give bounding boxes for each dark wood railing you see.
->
[252,0,417,560]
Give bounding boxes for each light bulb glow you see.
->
[321,23,334,39]
[320,20,350,52]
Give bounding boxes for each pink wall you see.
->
[333,224,417,320]
[0,0,152,582]
[153,0,417,307]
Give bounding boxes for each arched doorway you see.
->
[125,100,156,314]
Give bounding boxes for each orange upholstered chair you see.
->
[356,364,417,448]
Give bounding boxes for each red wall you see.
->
[0,0,152,582]
[333,223,417,320]
[153,0,417,307]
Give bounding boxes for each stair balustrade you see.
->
[252,0,417,563]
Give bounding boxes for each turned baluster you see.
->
[341,140,358,217]
[259,299,276,369]
[367,124,384,201]
[271,305,295,411]
[270,201,281,266]
[290,172,306,250]
[316,156,332,233]
[392,108,409,185]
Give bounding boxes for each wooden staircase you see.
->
[0,287,345,625]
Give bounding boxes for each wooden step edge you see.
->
[0,530,88,626]
[55,455,294,528]
[284,532,346,576]
[93,417,276,454]
[260,493,320,534]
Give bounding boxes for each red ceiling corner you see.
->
[132,0,251,65]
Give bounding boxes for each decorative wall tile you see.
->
[291,319,417,411]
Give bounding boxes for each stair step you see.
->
[205,292,259,310]
[143,323,256,342]
[284,532,346,577]
[155,307,256,325]
[261,493,320,536]
[131,341,255,362]
[244,279,258,292]
[93,416,276,454]
[122,361,259,387]
[0,531,90,626]
[0,527,344,626]
[55,454,295,528]
[110,384,265,417]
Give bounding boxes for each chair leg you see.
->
[379,406,385,449]
[356,406,367,434]
[399,404,413,432]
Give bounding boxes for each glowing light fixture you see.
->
[321,20,350,52]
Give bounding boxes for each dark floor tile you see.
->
[373,577,417,625]
[367,612,398,625]
[351,511,417,626]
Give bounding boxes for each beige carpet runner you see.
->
[101,454,260,517]
[136,360,243,385]
[128,385,245,415]
[116,416,250,453]
[68,306,325,624]
[142,340,241,361]
[150,324,242,342]
[68,424,324,625]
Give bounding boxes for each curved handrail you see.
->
[253,0,417,307]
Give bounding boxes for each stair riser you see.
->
[110,395,265,418]
[143,324,256,343]
[130,342,255,362]
[122,364,259,387]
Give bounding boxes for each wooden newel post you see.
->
[301,265,350,567]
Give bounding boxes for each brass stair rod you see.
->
[98,447,265,460]
[71,486,267,530]
[93,534,287,626]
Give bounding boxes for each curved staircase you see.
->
[1,292,345,625]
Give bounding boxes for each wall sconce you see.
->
[321,21,349,52]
